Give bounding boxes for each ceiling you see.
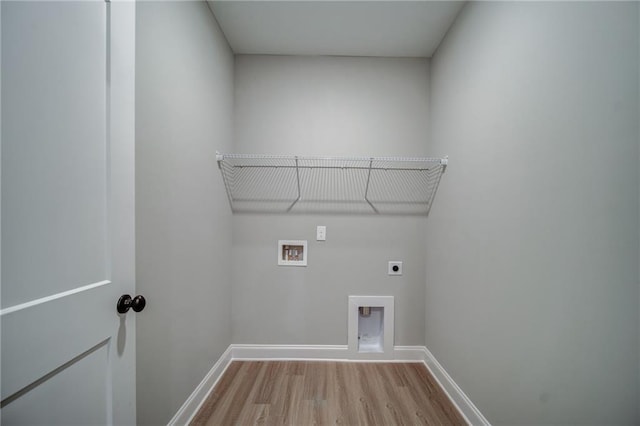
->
[207,1,466,58]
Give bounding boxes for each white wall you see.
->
[427,2,639,424]
[234,56,430,158]
[135,2,234,424]
[232,56,429,345]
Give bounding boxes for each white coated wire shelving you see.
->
[216,153,448,215]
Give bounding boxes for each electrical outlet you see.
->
[317,226,326,241]
[388,261,402,276]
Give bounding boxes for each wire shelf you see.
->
[216,153,447,215]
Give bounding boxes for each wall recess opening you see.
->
[358,306,385,353]
[278,240,307,266]
[348,296,394,359]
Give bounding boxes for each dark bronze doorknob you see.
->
[117,294,146,314]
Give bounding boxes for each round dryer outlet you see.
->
[388,261,403,276]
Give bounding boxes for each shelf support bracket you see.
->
[216,152,236,212]
[364,158,379,214]
[286,156,301,212]
[440,156,448,171]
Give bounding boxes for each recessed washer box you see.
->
[278,240,307,266]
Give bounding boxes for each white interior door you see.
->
[1,1,136,424]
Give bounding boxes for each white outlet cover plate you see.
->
[316,226,326,241]
[388,261,403,275]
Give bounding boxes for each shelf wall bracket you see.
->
[363,158,379,214]
[286,156,301,212]
[440,156,448,171]
[216,152,237,212]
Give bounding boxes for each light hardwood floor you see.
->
[191,361,467,425]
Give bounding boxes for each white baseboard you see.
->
[169,344,489,426]
[393,345,430,361]
[422,347,491,426]
[167,345,233,426]
[230,344,427,362]
[231,344,349,360]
